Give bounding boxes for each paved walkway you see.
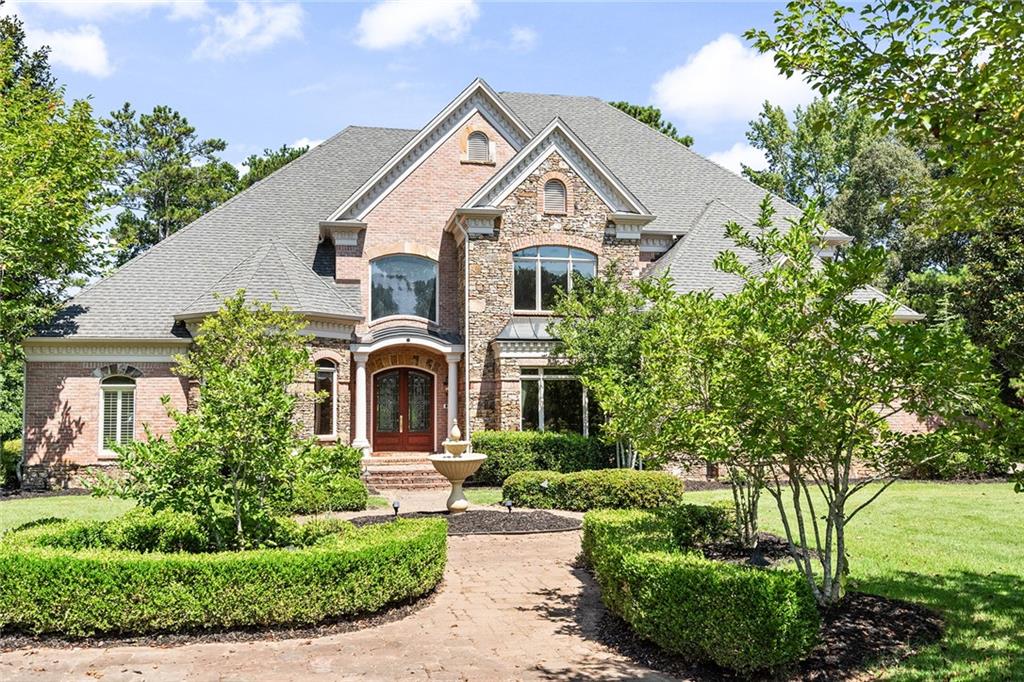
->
[0,492,675,682]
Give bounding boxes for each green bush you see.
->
[470,430,614,485]
[0,517,446,636]
[665,503,733,548]
[502,469,684,511]
[1,438,20,488]
[582,509,819,674]
[289,443,368,514]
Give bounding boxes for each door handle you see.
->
[399,414,403,432]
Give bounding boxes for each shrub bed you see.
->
[0,515,446,637]
[582,509,819,674]
[470,430,614,486]
[502,469,685,511]
[288,444,368,513]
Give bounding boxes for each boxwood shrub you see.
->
[502,469,685,511]
[469,430,614,486]
[582,509,819,674]
[0,516,446,636]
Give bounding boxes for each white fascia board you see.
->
[325,79,532,222]
[23,338,192,363]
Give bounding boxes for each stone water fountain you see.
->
[428,423,487,513]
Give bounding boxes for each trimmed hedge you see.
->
[1,438,20,488]
[582,509,819,674]
[502,469,685,511]
[0,516,446,636]
[665,502,733,548]
[469,430,614,486]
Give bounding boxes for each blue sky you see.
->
[8,1,817,174]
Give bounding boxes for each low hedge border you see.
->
[0,517,447,637]
[582,509,819,674]
[469,431,614,486]
[502,469,685,511]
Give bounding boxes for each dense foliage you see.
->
[0,516,446,636]
[609,101,693,146]
[236,144,308,190]
[289,443,367,514]
[502,469,685,511]
[583,509,819,673]
[469,430,613,486]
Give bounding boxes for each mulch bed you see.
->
[0,587,440,652]
[349,509,581,535]
[699,532,818,569]
[593,588,943,681]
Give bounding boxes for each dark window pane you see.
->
[371,255,437,321]
[514,247,537,258]
[407,371,432,432]
[570,248,596,261]
[514,260,537,310]
[375,371,400,432]
[540,260,569,310]
[538,245,569,258]
[572,261,595,280]
[544,379,584,433]
[521,380,539,430]
[314,369,334,435]
[520,367,540,376]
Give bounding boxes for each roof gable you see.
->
[327,78,533,222]
[464,117,650,217]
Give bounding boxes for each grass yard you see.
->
[0,494,135,532]
[687,481,1023,681]
[465,486,503,506]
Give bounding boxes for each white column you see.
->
[352,352,370,454]
[445,353,461,437]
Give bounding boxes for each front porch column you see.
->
[352,351,370,454]
[445,352,461,436]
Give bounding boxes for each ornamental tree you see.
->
[93,292,312,549]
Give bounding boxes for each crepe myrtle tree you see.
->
[93,291,314,549]
[714,197,1006,606]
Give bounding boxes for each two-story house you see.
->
[19,79,920,489]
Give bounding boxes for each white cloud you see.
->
[653,33,814,128]
[508,26,537,52]
[193,1,303,60]
[291,137,323,150]
[355,0,479,50]
[28,1,209,21]
[707,142,767,175]
[26,24,113,77]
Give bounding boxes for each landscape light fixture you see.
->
[503,499,513,514]
[392,500,400,517]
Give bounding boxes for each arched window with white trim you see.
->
[467,131,490,162]
[543,179,567,214]
[100,376,135,454]
[314,359,337,437]
[370,254,438,322]
[513,246,596,311]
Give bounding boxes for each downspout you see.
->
[454,221,472,444]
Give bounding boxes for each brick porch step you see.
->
[363,453,449,490]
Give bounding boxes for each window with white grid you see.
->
[100,376,135,454]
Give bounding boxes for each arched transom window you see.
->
[314,359,337,437]
[100,376,135,454]
[543,179,567,214]
[513,246,596,311]
[370,254,438,322]
[467,131,490,162]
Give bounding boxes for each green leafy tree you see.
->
[102,104,239,263]
[93,292,312,548]
[610,101,693,146]
[236,144,307,191]
[743,97,875,206]
[748,0,1024,229]
[0,17,113,446]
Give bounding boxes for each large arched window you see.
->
[370,254,438,322]
[513,246,596,311]
[467,131,490,162]
[100,376,135,454]
[543,179,567,214]
[314,359,337,437]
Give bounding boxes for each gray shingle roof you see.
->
[177,240,359,320]
[38,126,415,339]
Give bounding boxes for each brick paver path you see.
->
[0,492,675,681]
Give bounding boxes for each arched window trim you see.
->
[369,254,439,324]
[99,375,136,457]
[512,246,597,312]
[466,130,491,163]
[314,359,337,438]
[543,179,567,215]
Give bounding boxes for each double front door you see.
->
[373,368,434,451]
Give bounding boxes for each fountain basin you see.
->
[428,452,487,513]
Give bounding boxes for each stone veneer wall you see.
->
[465,151,641,433]
[294,339,353,444]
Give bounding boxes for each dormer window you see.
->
[467,131,491,163]
[543,179,567,214]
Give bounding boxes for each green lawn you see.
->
[1,495,135,532]
[465,486,503,506]
[687,481,1023,681]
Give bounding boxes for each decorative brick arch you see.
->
[459,123,496,165]
[537,170,574,216]
[92,363,144,379]
[507,233,604,267]
[311,348,346,366]
[365,240,440,263]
